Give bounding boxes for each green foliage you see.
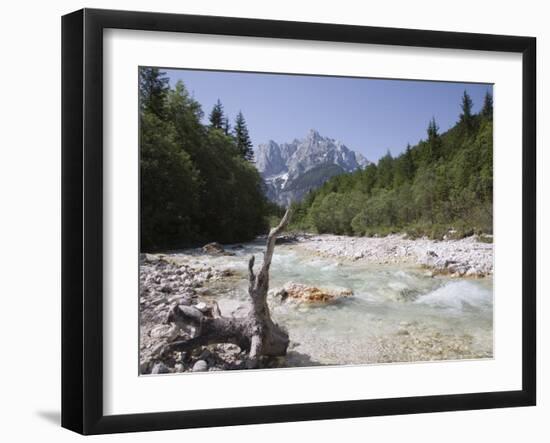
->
[139,68,269,250]
[290,90,493,239]
[222,116,231,135]
[233,111,254,161]
[139,67,169,117]
[393,144,415,187]
[310,191,364,235]
[376,151,395,188]
[460,90,474,131]
[482,91,493,120]
[426,117,442,161]
[140,111,199,249]
[209,99,225,130]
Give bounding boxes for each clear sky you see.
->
[165,68,492,162]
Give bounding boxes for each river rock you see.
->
[151,362,170,374]
[149,324,179,341]
[274,282,353,304]
[397,327,410,336]
[140,253,161,263]
[203,242,223,253]
[276,234,298,245]
[192,360,208,372]
[202,242,235,256]
[140,359,153,374]
[195,302,208,312]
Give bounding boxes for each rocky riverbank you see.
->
[139,233,493,374]
[139,253,250,375]
[139,252,352,374]
[294,234,493,277]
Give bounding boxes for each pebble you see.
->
[297,234,492,277]
[151,362,170,374]
[195,302,208,312]
[192,360,208,372]
[149,324,177,340]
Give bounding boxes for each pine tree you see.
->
[482,91,493,119]
[403,143,415,181]
[139,67,169,117]
[427,117,442,161]
[233,111,254,161]
[427,117,439,139]
[377,150,394,188]
[460,90,474,130]
[209,99,224,130]
[223,116,231,135]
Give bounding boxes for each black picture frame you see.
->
[62,8,536,435]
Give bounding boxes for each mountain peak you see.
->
[307,128,321,139]
[255,131,369,205]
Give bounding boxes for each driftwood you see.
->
[161,209,292,368]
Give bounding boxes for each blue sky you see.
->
[165,68,492,162]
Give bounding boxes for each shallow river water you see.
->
[176,240,493,367]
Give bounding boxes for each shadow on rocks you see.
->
[284,350,323,367]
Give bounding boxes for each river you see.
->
[170,239,493,367]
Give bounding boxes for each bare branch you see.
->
[259,208,292,278]
[270,207,292,238]
[248,254,255,282]
[246,335,263,369]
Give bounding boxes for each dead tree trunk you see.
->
[161,209,291,368]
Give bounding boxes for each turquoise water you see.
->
[173,240,493,366]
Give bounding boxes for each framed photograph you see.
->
[62,8,536,435]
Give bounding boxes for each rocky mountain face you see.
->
[255,129,369,206]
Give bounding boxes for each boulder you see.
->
[202,242,225,254]
[140,253,162,264]
[192,359,208,372]
[273,282,353,304]
[151,362,170,374]
[149,324,179,341]
[195,302,208,312]
[202,242,235,256]
[139,358,153,374]
[275,234,298,245]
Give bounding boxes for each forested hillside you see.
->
[290,91,494,239]
[139,68,272,251]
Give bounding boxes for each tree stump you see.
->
[160,209,292,368]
